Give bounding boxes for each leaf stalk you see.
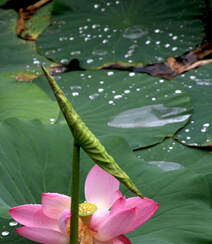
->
[70,140,80,244]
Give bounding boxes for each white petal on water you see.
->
[107,104,190,128]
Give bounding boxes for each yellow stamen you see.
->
[66,202,97,243]
[66,217,96,244]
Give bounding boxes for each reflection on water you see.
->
[149,161,184,171]
[123,25,148,40]
[107,104,190,128]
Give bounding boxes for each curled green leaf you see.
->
[41,65,143,198]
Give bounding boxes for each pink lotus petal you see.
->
[16,226,68,244]
[110,196,126,214]
[42,193,71,219]
[85,165,120,210]
[114,190,123,201]
[124,197,159,232]
[113,235,132,244]
[95,208,136,242]
[111,197,158,233]
[94,240,113,244]
[58,209,71,234]
[89,208,109,232]
[9,204,58,230]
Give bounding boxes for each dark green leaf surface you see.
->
[174,64,212,147]
[0,119,212,243]
[37,0,204,68]
[135,138,212,175]
[0,9,53,75]
[0,74,59,123]
[0,0,8,6]
[36,70,192,148]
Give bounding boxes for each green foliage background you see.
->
[0,0,211,243]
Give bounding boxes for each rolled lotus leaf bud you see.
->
[42,65,143,198]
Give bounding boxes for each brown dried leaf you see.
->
[17,0,52,40]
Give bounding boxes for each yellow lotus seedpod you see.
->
[79,202,97,217]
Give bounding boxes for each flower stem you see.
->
[70,140,80,244]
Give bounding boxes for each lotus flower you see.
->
[9,165,158,244]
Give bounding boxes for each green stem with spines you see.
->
[70,140,80,244]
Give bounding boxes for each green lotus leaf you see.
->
[0,74,58,123]
[174,64,212,147]
[0,0,8,6]
[0,9,53,75]
[0,119,212,243]
[36,70,192,148]
[135,138,212,175]
[36,0,204,68]
[21,1,54,40]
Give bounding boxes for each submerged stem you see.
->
[70,140,80,244]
